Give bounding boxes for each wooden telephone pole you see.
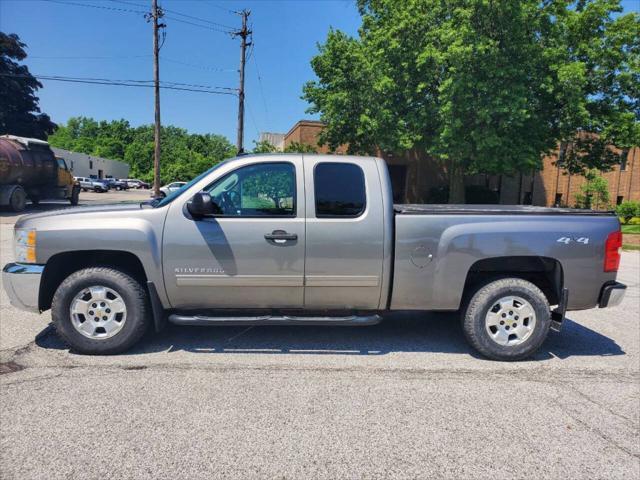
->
[147,0,165,197]
[233,10,251,154]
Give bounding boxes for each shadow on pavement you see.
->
[35,312,624,360]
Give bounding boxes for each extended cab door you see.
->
[162,156,305,309]
[303,157,386,309]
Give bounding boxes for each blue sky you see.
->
[1,0,638,149]
[0,0,360,147]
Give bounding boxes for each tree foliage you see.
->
[574,169,610,209]
[616,200,640,223]
[49,117,236,184]
[303,0,639,203]
[252,139,319,154]
[0,32,55,139]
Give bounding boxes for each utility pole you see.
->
[146,0,165,197]
[233,10,251,154]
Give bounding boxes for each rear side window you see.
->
[314,162,366,217]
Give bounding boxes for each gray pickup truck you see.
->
[2,154,627,360]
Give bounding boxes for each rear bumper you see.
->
[2,263,44,313]
[598,281,627,308]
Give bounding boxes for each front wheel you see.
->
[69,186,80,205]
[51,267,150,354]
[462,278,551,361]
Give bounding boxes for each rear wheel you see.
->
[52,267,150,354]
[462,278,551,361]
[9,187,27,212]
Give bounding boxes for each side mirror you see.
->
[187,191,218,218]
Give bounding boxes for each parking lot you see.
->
[1,191,639,479]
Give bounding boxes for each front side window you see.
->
[205,162,296,217]
[314,162,366,217]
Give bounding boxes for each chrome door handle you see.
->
[264,230,298,242]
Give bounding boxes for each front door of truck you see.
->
[303,158,385,309]
[162,157,305,309]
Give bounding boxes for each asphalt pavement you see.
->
[1,193,638,479]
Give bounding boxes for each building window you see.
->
[620,155,627,171]
[554,193,563,206]
[89,160,93,170]
[617,196,624,205]
[314,162,366,217]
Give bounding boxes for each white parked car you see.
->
[158,181,187,198]
[122,179,151,189]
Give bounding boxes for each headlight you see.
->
[14,229,37,263]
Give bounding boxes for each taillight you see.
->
[604,230,622,272]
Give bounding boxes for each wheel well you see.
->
[39,250,148,311]
[464,256,563,305]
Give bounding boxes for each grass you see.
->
[622,244,640,251]
[621,224,640,234]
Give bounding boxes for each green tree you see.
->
[574,170,610,209]
[547,1,640,176]
[303,0,639,203]
[0,32,55,139]
[284,141,318,153]
[616,200,640,223]
[252,140,278,153]
[48,117,236,184]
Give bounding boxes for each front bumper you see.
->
[2,263,44,313]
[598,281,627,308]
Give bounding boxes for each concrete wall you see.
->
[52,148,130,179]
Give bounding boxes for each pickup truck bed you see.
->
[395,204,615,216]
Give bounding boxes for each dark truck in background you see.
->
[0,135,80,212]
[2,154,627,360]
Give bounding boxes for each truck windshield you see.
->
[152,161,226,208]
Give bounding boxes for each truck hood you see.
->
[15,202,146,229]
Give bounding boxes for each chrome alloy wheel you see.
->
[70,286,127,339]
[484,295,537,346]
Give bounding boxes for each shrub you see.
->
[616,201,640,223]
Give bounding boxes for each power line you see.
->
[41,0,146,14]
[204,1,240,16]
[163,15,234,34]
[161,57,235,73]
[161,5,235,31]
[0,73,237,95]
[28,54,235,72]
[251,46,270,126]
[30,54,152,59]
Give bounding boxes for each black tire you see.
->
[462,277,551,361]
[9,187,27,212]
[82,188,88,192]
[69,186,80,205]
[51,267,150,354]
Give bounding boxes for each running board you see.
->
[167,314,382,327]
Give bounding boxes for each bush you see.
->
[616,201,640,223]
[628,217,640,225]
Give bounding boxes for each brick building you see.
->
[269,120,639,206]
